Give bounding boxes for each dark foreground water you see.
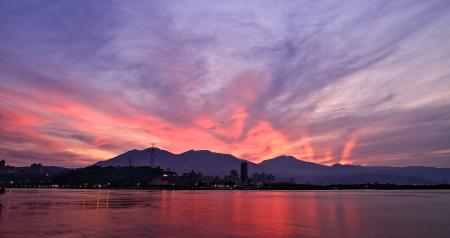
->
[1,189,450,238]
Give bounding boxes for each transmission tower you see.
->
[128,155,132,167]
[149,143,157,167]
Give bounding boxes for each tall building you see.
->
[240,162,248,182]
[0,160,5,168]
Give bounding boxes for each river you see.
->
[1,189,449,237]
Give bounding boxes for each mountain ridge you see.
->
[95,147,450,185]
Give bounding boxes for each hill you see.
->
[95,147,450,185]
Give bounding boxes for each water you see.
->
[1,189,449,238]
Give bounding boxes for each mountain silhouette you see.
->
[96,148,255,176]
[95,147,450,184]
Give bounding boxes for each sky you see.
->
[1,0,450,167]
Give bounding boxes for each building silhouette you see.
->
[241,162,248,182]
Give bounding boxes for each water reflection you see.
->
[0,189,449,238]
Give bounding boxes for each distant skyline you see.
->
[1,1,450,167]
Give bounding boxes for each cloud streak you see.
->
[1,0,450,167]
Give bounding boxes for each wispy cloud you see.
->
[1,0,450,167]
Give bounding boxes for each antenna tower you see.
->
[149,143,156,167]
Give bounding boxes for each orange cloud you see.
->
[226,120,301,162]
[298,134,315,161]
[341,138,356,164]
[1,74,363,167]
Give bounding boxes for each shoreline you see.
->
[3,184,450,191]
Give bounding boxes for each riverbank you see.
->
[3,183,450,190]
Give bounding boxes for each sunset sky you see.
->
[1,1,450,167]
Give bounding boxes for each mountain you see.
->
[95,147,450,185]
[95,148,255,176]
[257,155,328,177]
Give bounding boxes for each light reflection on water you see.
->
[1,189,450,238]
